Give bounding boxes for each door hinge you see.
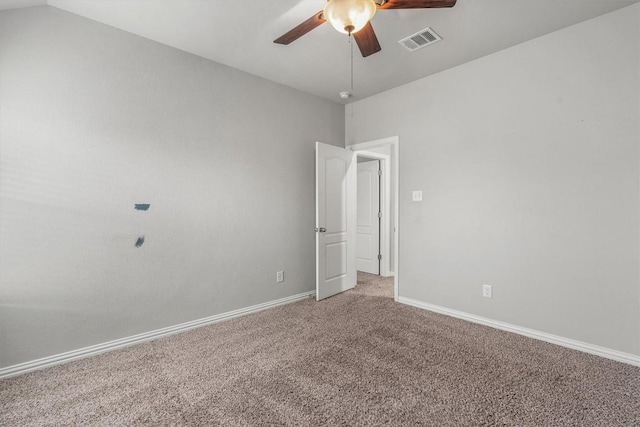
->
[378,212,382,218]
[377,169,382,176]
[378,254,382,260]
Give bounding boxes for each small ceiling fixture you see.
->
[323,0,377,35]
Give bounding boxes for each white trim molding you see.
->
[398,296,640,367]
[0,291,315,379]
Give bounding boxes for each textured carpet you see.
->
[1,278,639,426]
[354,271,394,298]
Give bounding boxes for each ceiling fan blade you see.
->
[378,0,456,9]
[353,22,381,57]
[274,11,326,45]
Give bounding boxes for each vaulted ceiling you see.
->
[2,0,638,103]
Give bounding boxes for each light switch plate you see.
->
[412,190,423,202]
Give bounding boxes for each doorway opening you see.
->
[313,137,398,302]
[355,156,394,298]
[349,136,399,301]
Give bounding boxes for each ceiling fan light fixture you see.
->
[323,0,377,35]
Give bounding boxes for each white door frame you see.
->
[347,136,399,301]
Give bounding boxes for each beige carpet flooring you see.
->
[353,271,394,298]
[1,275,639,426]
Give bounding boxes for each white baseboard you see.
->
[0,291,315,379]
[398,296,640,367]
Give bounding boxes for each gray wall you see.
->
[0,6,344,368]
[346,5,640,356]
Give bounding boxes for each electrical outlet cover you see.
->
[482,284,492,298]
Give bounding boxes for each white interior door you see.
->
[315,141,356,301]
[356,160,380,274]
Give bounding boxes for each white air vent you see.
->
[398,27,442,52]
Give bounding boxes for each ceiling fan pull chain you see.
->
[350,33,354,95]
[350,34,355,117]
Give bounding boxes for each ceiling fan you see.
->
[274,0,457,58]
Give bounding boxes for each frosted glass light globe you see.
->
[323,0,377,35]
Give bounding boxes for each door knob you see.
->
[314,227,327,233]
